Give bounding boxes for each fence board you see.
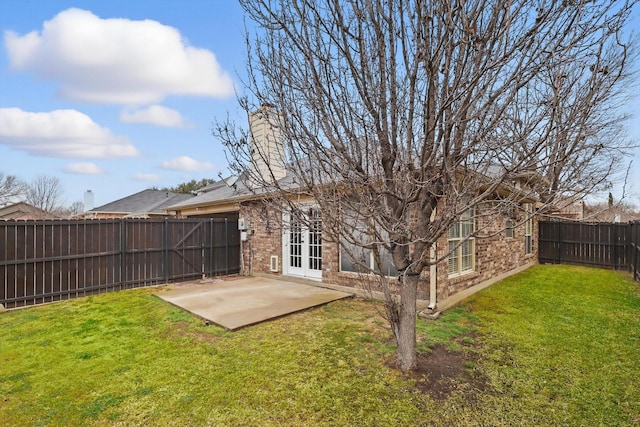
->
[631,221,640,281]
[0,218,240,308]
[539,220,639,280]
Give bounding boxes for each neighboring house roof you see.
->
[547,198,585,220]
[0,202,60,220]
[88,189,194,217]
[583,205,640,223]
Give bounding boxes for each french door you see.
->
[283,207,322,279]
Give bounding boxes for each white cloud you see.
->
[134,172,161,182]
[0,107,140,158]
[120,105,187,128]
[64,162,105,174]
[161,156,214,171]
[4,8,235,105]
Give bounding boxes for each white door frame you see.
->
[282,206,322,280]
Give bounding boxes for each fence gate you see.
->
[0,218,240,308]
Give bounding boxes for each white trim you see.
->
[447,209,476,277]
[282,205,323,280]
[270,255,279,272]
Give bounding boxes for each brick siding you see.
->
[239,200,537,304]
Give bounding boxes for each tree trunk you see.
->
[396,274,418,372]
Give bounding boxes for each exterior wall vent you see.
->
[270,255,279,272]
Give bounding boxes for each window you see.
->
[340,242,398,276]
[505,218,514,238]
[340,226,397,277]
[308,208,322,270]
[448,209,475,276]
[524,204,533,255]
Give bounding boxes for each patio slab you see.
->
[156,276,353,330]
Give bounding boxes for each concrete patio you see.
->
[156,275,353,330]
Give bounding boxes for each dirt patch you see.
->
[392,344,487,401]
[159,320,227,347]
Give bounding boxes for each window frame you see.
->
[524,203,533,255]
[339,221,398,277]
[505,217,514,239]
[448,209,476,277]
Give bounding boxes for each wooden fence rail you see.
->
[0,218,240,308]
[539,220,639,281]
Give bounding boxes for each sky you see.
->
[0,0,248,208]
[0,0,639,210]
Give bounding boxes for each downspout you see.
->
[428,244,437,310]
[428,208,437,310]
[240,238,245,275]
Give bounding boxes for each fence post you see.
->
[611,223,615,269]
[625,222,630,273]
[119,219,126,290]
[556,221,562,264]
[629,221,640,280]
[201,221,206,279]
[163,219,169,283]
[224,218,229,276]
[208,218,213,277]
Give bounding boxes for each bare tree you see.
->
[218,0,637,371]
[0,172,27,207]
[65,200,85,217]
[26,175,65,213]
[584,199,640,222]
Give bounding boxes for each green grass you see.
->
[416,306,478,352]
[462,265,640,425]
[1,265,639,426]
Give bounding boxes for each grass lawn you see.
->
[1,264,639,426]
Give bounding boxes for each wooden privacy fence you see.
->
[0,218,240,308]
[539,220,640,280]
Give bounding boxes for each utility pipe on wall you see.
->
[428,208,437,310]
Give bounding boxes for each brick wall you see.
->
[240,199,537,304]
[238,201,283,276]
[321,240,415,297]
[435,203,537,301]
[326,204,537,302]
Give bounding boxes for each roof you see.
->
[90,189,194,216]
[168,171,301,211]
[194,176,239,194]
[0,202,60,220]
[168,160,542,213]
[583,204,640,222]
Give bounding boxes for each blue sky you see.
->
[0,0,639,209]
[0,0,248,208]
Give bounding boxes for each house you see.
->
[549,198,585,221]
[546,197,640,223]
[81,189,194,219]
[0,202,61,220]
[582,203,640,223]
[168,107,538,309]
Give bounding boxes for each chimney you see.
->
[249,105,286,187]
[83,190,94,211]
